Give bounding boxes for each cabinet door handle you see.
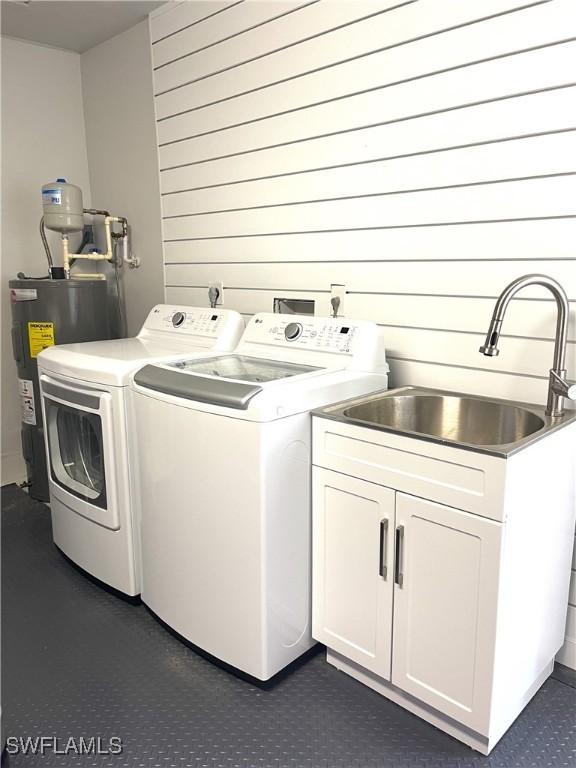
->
[379,519,388,579]
[395,525,404,588]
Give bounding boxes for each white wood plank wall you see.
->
[149,0,576,666]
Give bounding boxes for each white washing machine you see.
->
[37,305,244,596]
[130,313,389,680]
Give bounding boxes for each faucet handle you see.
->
[549,370,576,401]
[564,381,576,401]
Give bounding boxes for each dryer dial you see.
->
[172,311,186,327]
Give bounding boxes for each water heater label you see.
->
[18,379,36,425]
[42,188,62,205]
[28,322,55,358]
[10,288,37,302]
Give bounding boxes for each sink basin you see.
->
[343,394,545,447]
[316,387,576,456]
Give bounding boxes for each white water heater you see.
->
[41,178,84,233]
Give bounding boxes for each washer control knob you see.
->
[172,311,186,327]
[285,322,303,341]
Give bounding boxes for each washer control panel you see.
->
[245,315,360,354]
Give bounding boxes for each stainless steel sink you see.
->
[316,387,576,456]
[344,394,544,446]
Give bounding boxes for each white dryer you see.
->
[37,305,244,596]
[130,313,389,680]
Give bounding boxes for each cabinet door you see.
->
[392,493,502,732]
[312,467,395,679]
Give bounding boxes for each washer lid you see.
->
[134,355,322,409]
[134,364,262,410]
[164,354,320,383]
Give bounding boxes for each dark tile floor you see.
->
[2,484,575,768]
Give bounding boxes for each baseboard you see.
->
[556,635,576,670]
[326,650,491,754]
[326,650,553,756]
[0,452,26,487]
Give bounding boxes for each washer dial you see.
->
[284,322,303,341]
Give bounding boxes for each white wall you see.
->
[151,0,576,406]
[0,38,92,484]
[1,20,165,484]
[81,19,164,337]
[149,1,576,662]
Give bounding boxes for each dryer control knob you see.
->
[172,311,186,327]
[285,322,303,341]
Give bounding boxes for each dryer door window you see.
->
[46,401,107,509]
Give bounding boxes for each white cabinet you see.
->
[312,468,394,679]
[312,473,501,733]
[392,493,501,732]
[311,414,576,754]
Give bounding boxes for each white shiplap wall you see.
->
[149,0,576,666]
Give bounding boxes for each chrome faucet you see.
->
[480,274,575,417]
